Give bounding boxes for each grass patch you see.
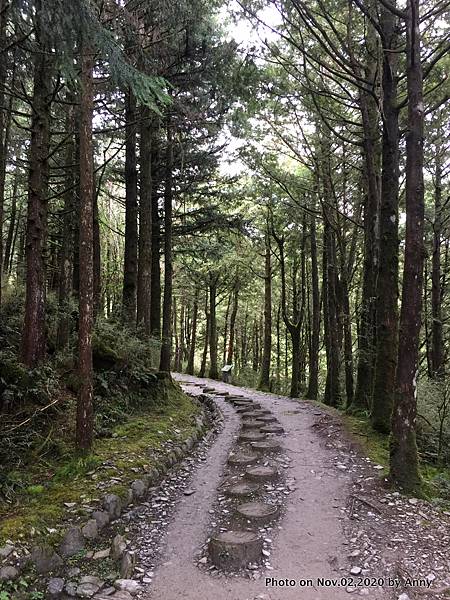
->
[0,382,199,544]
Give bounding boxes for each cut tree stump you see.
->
[256,415,277,423]
[238,431,267,443]
[235,501,280,525]
[260,425,284,434]
[241,411,265,418]
[241,420,263,430]
[225,481,260,498]
[208,530,263,570]
[245,465,279,482]
[250,439,282,453]
[227,452,259,466]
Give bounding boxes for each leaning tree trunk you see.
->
[372,5,400,432]
[122,88,138,324]
[76,39,95,452]
[21,11,51,367]
[137,106,152,334]
[159,118,173,372]
[390,0,423,493]
[258,230,272,391]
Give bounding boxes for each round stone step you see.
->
[250,440,282,453]
[260,424,284,434]
[241,411,265,419]
[245,465,279,482]
[241,420,263,430]
[225,481,260,498]
[227,452,259,467]
[235,501,280,525]
[256,415,278,423]
[238,431,267,443]
[208,530,263,570]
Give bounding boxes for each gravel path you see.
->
[141,375,361,600]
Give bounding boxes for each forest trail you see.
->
[142,375,366,600]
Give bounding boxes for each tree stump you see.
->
[208,530,263,570]
[227,452,259,466]
[241,420,263,430]
[250,440,282,453]
[225,481,260,498]
[245,465,279,482]
[238,431,267,443]
[235,501,280,525]
[256,415,277,423]
[260,424,284,434]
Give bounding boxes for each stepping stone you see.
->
[225,482,260,498]
[241,411,265,418]
[236,406,257,414]
[250,440,282,453]
[234,402,254,409]
[238,431,267,443]
[241,420,263,430]
[236,501,280,525]
[256,415,278,423]
[227,452,259,466]
[203,387,216,393]
[208,530,263,570]
[260,425,284,434]
[245,465,279,482]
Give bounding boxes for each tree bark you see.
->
[76,39,95,452]
[186,287,198,375]
[159,118,173,371]
[137,106,152,334]
[122,89,138,324]
[208,274,219,379]
[21,5,51,367]
[227,284,239,365]
[371,5,400,432]
[198,293,209,378]
[150,126,161,338]
[306,212,320,400]
[259,230,272,390]
[431,152,444,377]
[390,0,424,493]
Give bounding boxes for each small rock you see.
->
[131,480,147,500]
[0,545,14,559]
[0,566,19,581]
[198,557,208,564]
[65,581,78,596]
[47,577,65,597]
[93,548,111,560]
[183,488,195,496]
[59,527,85,557]
[77,575,104,598]
[103,494,122,520]
[350,566,362,575]
[82,519,99,540]
[398,595,410,600]
[120,551,135,578]
[31,545,63,574]
[68,567,81,578]
[92,510,110,530]
[115,579,141,595]
[111,534,127,560]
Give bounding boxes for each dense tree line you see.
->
[0,0,449,495]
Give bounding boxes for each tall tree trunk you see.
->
[93,190,101,315]
[222,292,231,363]
[198,293,209,378]
[0,0,8,304]
[137,106,152,334]
[76,39,95,452]
[431,152,444,377]
[159,118,173,371]
[306,212,320,399]
[122,89,138,324]
[390,0,424,492]
[21,8,51,367]
[259,230,272,390]
[208,275,219,379]
[150,127,161,338]
[56,102,75,350]
[3,167,19,274]
[227,284,239,365]
[371,4,400,433]
[186,288,198,375]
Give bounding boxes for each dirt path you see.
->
[141,375,365,600]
